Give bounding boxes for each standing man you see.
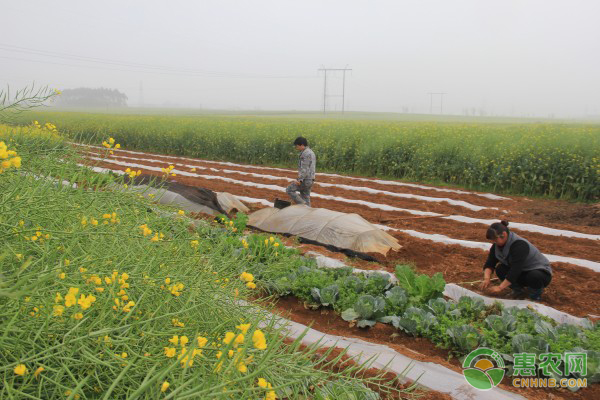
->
[286,136,316,206]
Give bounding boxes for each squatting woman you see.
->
[481,220,552,301]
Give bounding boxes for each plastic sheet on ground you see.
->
[126,185,220,215]
[443,283,590,326]
[216,192,249,213]
[265,308,525,400]
[122,184,245,216]
[77,142,509,200]
[249,205,402,256]
[86,154,600,241]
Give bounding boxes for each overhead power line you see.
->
[0,43,317,80]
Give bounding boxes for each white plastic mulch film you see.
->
[216,192,249,214]
[249,205,402,256]
[128,185,247,216]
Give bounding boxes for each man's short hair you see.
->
[293,136,308,146]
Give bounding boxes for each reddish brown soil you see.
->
[282,337,451,399]
[86,151,600,259]
[80,145,600,232]
[80,149,600,318]
[268,296,600,400]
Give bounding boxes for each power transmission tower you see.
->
[318,67,352,114]
[427,92,446,114]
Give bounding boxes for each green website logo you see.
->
[462,348,506,390]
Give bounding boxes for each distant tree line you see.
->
[54,87,128,108]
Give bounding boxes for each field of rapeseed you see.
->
[0,124,405,399]
[9,111,600,201]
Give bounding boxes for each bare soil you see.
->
[81,150,600,319]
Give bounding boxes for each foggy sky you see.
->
[2,0,599,117]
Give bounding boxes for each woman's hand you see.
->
[487,286,504,295]
[480,278,491,290]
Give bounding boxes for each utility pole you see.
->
[323,70,327,113]
[342,69,346,113]
[427,92,446,114]
[318,67,352,114]
[139,81,144,107]
[429,93,433,114]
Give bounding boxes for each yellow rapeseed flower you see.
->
[73,313,83,320]
[223,332,235,345]
[161,381,170,392]
[172,318,185,327]
[65,288,79,307]
[14,364,27,375]
[168,335,179,345]
[234,334,244,346]
[236,362,247,373]
[164,347,176,358]
[252,330,267,350]
[236,323,251,334]
[122,301,135,312]
[180,336,189,346]
[34,366,44,378]
[257,378,268,388]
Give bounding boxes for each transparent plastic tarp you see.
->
[130,185,247,216]
[249,205,401,256]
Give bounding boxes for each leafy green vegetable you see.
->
[334,275,365,312]
[384,286,409,315]
[457,296,486,320]
[311,284,339,307]
[291,266,336,302]
[362,272,393,295]
[485,314,517,337]
[341,295,386,328]
[572,349,600,384]
[395,306,437,336]
[426,298,459,318]
[394,265,445,305]
[511,333,550,354]
[447,325,481,353]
